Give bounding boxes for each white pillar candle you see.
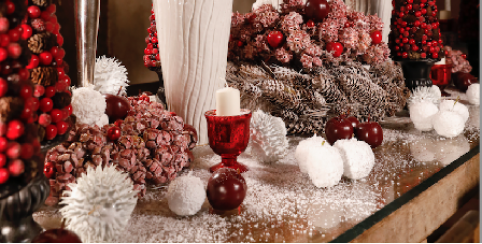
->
[445,0,451,11]
[216,87,241,116]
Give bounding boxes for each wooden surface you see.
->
[436,210,480,243]
[350,153,480,243]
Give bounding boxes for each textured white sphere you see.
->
[306,144,343,188]
[439,100,469,123]
[409,101,439,131]
[295,136,326,173]
[432,111,465,138]
[71,87,107,126]
[430,85,442,100]
[466,84,480,105]
[167,174,206,216]
[334,138,375,180]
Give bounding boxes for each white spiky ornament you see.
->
[408,86,441,108]
[60,166,138,243]
[93,56,129,96]
[249,110,289,164]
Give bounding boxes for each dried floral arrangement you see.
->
[225,0,409,135]
[44,95,197,205]
[444,46,472,74]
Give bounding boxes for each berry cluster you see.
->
[44,95,198,205]
[0,0,42,190]
[143,5,160,71]
[25,0,73,143]
[388,0,444,60]
[228,0,389,70]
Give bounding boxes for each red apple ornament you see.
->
[305,0,330,22]
[32,228,82,243]
[267,31,284,49]
[105,94,130,123]
[325,115,354,145]
[452,72,478,92]
[370,30,383,45]
[355,118,383,148]
[207,168,247,211]
[345,116,360,130]
[326,42,343,58]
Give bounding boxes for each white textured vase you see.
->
[153,0,233,145]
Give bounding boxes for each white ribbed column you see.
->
[153,0,233,145]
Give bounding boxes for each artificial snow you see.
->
[439,99,469,123]
[334,138,375,180]
[409,101,439,131]
[432,110,465,138]
[466,84,480,106]
[167,174,206,216]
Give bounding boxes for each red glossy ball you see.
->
[50,109,63,123]
[325,116,354,145]
[43,161,55,179]
[267,31,284,49]
[45,86,56,98]
[305,0,330,22]
[32,228,82,243]
[0,78,7,97]
[326,42,343,58]
[40,98,54,112]
[6,120,24,140]
[207,168,247,211]
[56,120,69,135]
[355,120,383,148]
[45,124,57,140]
[345,116,359,130]
[0,168,8,184]
[0,154,5,167]
[452,72,479,92]
[39,51,53,65]
[20,24,32,40]
[28,6,41,18]
[370,30,382,44]
[107,126,121,141]
[20,143,33,160]
[105,95,130,123]
[27,54,40,69]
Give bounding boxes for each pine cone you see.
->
[0,97,23,122]
[30,67,58,86]
[28,32,56,54]
[52,92,71,109]
[32,0,51,7]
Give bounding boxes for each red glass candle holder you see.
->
[205,109,252,173]
[431,64,452,96]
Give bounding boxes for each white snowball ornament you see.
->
[167,174,206,216]
[466,84,480,105]
[71,87,107,126]
[249,110,289,164]
[60,166,138,243]
[295,135,326,173]
[439,100,469,123]
[334,138,375,180]
[409,101,439,131]
[305,142,343,188]
[94,56,129,96]
[432,110,465,138]
[409,86,440,108]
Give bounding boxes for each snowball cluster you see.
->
[466,84,480,105]
[334,138,375,180]
[167,174,206,216]
[409,101,439,131]
[71,87,107,126]
[295,135,326,174]
[432,110,465,138]
[305,143,344,188]
[439,100,469,123]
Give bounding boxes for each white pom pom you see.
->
[409,101,439,131]
[249,110,289,164]
[96,114,109,128]
[167,174,206,216]
[466,84,480,105]
[409,86,440,108]
[432,110,465,138]
[60,166,138,243]
[71,87,107,126]
[439,100,469,123]
[94,56,129,96]
[430,85,442,100]
[252,0,282,11]
[305,143,343,188]
[295,135,326,173]
[334,138,375,180]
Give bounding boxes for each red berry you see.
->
[27,54,40,69]
[144,48,152,55]
[7,43,21,59]
[40,98,53,112]
[55,80,68,92]
[20,143,33,160]
[0,48,7,62]
[49,46,59,57]
[43,161,55,179]
[0,138,6,152]
[0,78,7,97]
[61,108,69,120]
[307,20,315,28]
[6,142,20,159]
[20,106,33,121]
[432,52,439,59]
[39,51,53,65]
[34,85,45,97]
[45,124,57,140]
[28,5,41,18]
[326,42,344,58]
[114,119,123,127]
[370,30,382,45]
[107,126,121,141]
[46,4,56,14]
[20,24,32,40]
[66,104,72,116]
[19,85,32,100]
[50,109,63,123]
[56,48,65,59]
[56,121,69,135]
[402,52,408,59]
[26,97,40,111]
[267,31,284,49]
[8,159,24,177]
[0,168,9,184]
[6,120,24,140]
[0,34,9,47]
[40,11,51,21]
[45,86,56,98]
[56,34,64,46]
[6,1,14,14]
[0,17,9,34]
[0,154,5,167]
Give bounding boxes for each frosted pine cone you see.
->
[286,30,311,53]
[280,12,303,34]
[275,48,294,63]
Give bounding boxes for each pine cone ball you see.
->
[0,97,23,122]
[30,67,58,86]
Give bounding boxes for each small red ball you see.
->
[39,51,53,65]
[20,143,33,160]
[370,30,383,45]
[0,137,6,152]
[6,1,14,14]
[207,168,247,211]
[0,154,5,167]
[7,29,19,42]
[8,159,24,177]
[39,113,52,127]
[26,97,40,111]
[326,42,344,58]
[28,5,41,18]
[107,126,121,141]
[267,31,284,49]
[0,78,7,97]
[19,85,32,100]
[40,97,54,112]
[0,48,7,62]
[0,168,9,184]
[34,85,45,97]
[45,124,57,140]
[44,86,56,98]
[27,54,40,69]
[56,120,69,135]
[56,34,64,46]
[6,120,24,140]
[6,142,20,159]
[43,161,55,179]
[20,24,32,40]
[50,109,63,123]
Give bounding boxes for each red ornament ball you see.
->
[326,42,344,58]
[345,116,360,130]
[44,161,55,179]
[370,30,383,45]
[305,0,330,22]
[32,228,82,243]
[0,168,8,184]
[39,51,53,65]
[355,120,383,148]
[267,31,284,49]
[56,121,69,135]
[107,126,121,141]
[40,98,54,112]
[45,124,57,140]
[207,168,247,211]
[6,120,24,140]
[105,94,130,123]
